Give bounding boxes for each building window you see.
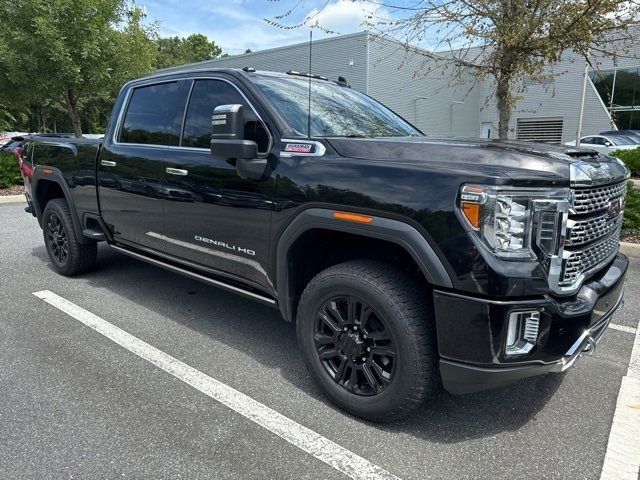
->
[516,117,564,144]
[589,67,640,129]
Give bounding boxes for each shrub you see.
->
[623,181,640,236]
[611,147,640,176]
[0,151,22,188]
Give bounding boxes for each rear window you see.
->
[119,82,183,146]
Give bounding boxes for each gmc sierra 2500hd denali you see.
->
[21,67,629,421]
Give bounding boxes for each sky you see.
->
[142,0,382,56]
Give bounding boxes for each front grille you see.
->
[567,214,623,246]
[559,233,620,287]
[572,182,626,214]
[559,180,626,288]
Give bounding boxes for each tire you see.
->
[297,260,438,422]
[42,198,97,276]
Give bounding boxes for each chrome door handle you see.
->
[100,160,116,167]
[166,167,188,176]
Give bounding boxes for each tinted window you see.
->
[120,82,182,145]
[182,79,270,153]
[581,137,595,144]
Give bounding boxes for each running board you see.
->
[109,244,277,306]
[82,228,107,241]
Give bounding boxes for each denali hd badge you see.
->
[195,236,256,256]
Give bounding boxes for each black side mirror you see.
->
[210,104,258,160]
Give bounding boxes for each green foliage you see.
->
[611,148,640,176]
[623,182,640,235]
[0,152,22,189]
[156,34,221,69]
[0,0,158,136]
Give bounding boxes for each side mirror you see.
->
[604,141,612,147]
[210,104,268,181]
[210,104,258,159]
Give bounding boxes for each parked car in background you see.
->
[565,134,638,155]
[600,130,640,143]
[0,136,32,178]
[0,132,28,146]
[0,137,23,154]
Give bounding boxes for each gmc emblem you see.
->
[607,197,623,220]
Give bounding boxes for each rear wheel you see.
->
[42,198,97,276]
[297,260,438,422]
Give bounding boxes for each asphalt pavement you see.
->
[1,201,639,479]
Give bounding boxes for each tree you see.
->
[156,34,222,69]
[0,0,157,137]
[271,1,640,139]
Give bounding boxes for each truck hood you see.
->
[325,136,628,186]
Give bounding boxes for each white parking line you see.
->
[609,323,637,335]
[32,290,399,480]
[600,318,640,480]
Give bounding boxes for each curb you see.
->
[0,194,25,204]
[619,241,640,259]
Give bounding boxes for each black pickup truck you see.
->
[21,67,629,421]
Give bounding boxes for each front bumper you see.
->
[435,253,627,395]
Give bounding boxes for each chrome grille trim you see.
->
[550,179,626,293]
[567,214,623,246]
[572,182,626,214]
[559,233,620,287]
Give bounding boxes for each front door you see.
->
[159,77,276,291]
[98,80,189,251]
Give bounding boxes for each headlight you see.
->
[458,184,571,260]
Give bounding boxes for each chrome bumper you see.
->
[552,288,624,372]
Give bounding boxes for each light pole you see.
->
[450,101,464,136]
[576,55,590,147]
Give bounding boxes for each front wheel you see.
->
[297,260,438,422]
[42,198,97,276]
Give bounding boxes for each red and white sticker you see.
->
[284,143,314,154]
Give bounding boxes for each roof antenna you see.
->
[307,29,312,139]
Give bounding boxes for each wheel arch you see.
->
[31,167,90,244]
[275,208,453,322]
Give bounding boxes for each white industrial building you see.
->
[167,31,640,144]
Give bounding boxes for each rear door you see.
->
[159,77,276,290]
[98,80,189,251]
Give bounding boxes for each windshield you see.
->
[252,75,421,138]
[613,135,638,145]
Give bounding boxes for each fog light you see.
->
[506,310,540,356]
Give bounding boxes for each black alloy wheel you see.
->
[314,296,397,396]
[42,198,97,276]
[297,260,438,422]
[46,211,68,265]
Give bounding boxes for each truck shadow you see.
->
[31,244,563,443]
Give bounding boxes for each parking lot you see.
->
[1,200,639,479]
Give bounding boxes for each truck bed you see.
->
[26,134,103,222]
